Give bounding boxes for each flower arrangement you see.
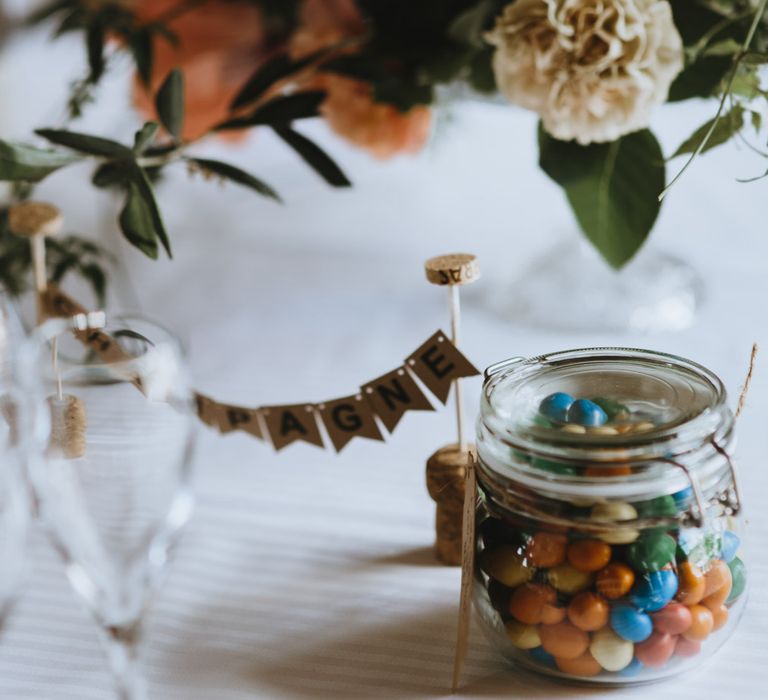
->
[0,0,766,294]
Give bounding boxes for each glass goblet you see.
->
[24,312,197,699]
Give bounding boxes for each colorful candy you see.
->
[702,560,732,607]
[720,531,740,563]
[540,621,589,659]
[626,532,676,573]
[596,563,635,599]
[651,603,692,635]
[590,502,639,544]
[567,540,612,572]
[567,399,608,427]
[508,583,556,625]
[629,570,678,612]
[505,621,541,649]
[526,532,567,568]
[674,637,701,658]
[683,605,714,642]
[539,392,574,423]
[726,557,746,604]
[610,604,653,643]
[567,592,609,632]
[676,561,706,605]
[548,564,594,594]
[635,632,677,667]
[480,546,534,587]
[555,651,602,677]
[528,646,556,668]
[590,628,634,671]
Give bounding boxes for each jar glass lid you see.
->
[482,348,731,462]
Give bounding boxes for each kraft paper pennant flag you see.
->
[361,366,434,433]
[262,403,324,451]
[195,393,222,429]
[317,394,385,452]
[406,331,480,404]
[217,403,263,439]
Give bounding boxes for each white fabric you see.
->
[0,26,766,700]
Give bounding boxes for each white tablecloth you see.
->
[0,25,766,700]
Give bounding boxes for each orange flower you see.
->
[131,0,271,141]
[291,1,431,159]
[319,74,431,160]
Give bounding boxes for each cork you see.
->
[426,442,474,566]
[48,394,87,459]
[424,254,479,286]
[7,201,63,238]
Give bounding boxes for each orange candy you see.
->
[526,532,568,568]
[683,605,714,642]
[540,604,567,625]
[508,583,557,625]
[702,560,733,608]
[567,592,609,631]
[567,540,612,572]
[596,563,635,599]
[710,604,729,631]
[555,650,602,677]
[676,562,706,605]
[584,465,632,477]
[540,621,589,660]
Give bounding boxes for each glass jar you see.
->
[474,348,746,684]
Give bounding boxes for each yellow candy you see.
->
[590,501,640,544]
[561,424,587,434]
[589,628,634,672]
[505,621,541,649]
[548,564,594,594]
[480,546,535,587]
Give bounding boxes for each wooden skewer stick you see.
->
[8,202,87,459]
[424,254,480,566]
[425,253,480,452]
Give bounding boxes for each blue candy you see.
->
[539,392,574,423]
[529,646,556,668]
[672,487,693,508]
[610,603,653,642]
[619,657,644,677]
[720,531,740,563]
[566,398,608,427]
[629,570,678,612]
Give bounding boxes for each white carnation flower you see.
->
[487,0,684,144]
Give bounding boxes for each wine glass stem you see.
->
[100,621,147,700]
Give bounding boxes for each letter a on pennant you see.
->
[318,394,384,452]
[262,404,325,451]
[361,367,434,433]
[405,331,480,404]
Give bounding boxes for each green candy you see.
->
[532,415,555,429]
[589,397,630,420]
[625,532,677,572]
[634,495,678,519]
[531,457,577,476]
[727,557,746,604]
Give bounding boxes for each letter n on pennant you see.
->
[405,330,480,404]
[361,367,434,433]
[317,394,384,452]
[262,404,324,451]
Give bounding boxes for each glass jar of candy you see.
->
[474,348,746,684]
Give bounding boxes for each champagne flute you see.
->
[23,311,197,699]
[0,294,30,635]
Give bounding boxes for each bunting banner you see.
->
[42,286,480,453]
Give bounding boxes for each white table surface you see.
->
[0,23,766,700]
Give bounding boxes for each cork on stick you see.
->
[424,254,479,452]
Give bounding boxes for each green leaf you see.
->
[216,91,326,131]
[671,105,745,158]
[230,50,325,110]
[130,28,154,87]
[751,110,762,133]
[186,158,281,201]
[448,0,505,48]
[668,56,731,101]
[92,161,132,189]
[703,38,743,57]
[155,69,185,141]
[35,128,132,158]
[730,67,760,98]
[131,166,172,257]
[468,48,497,93]
[133,122,159,153]
[79,262,107,304]
[273,126,351,187]
[538,127,664,269]
[0,141,80,182]
[85,17,105,82]
[119,179,159,259]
